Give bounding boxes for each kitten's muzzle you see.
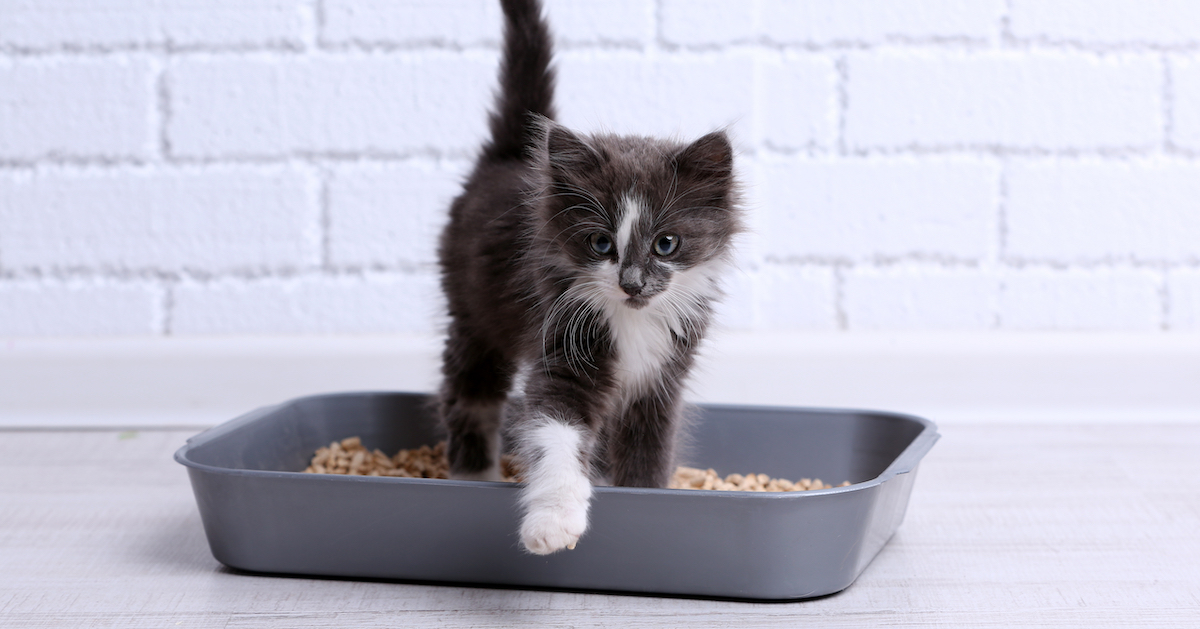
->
[620,281,645,297]
[623,295,650,309]
[619,267,646,297]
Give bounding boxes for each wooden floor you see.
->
[2,423,1198,628]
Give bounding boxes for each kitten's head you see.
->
[530,120,743,317]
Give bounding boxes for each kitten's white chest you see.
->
[605,304,677,394]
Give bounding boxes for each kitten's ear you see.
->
[546,124,603,172]
[675,131,734,182]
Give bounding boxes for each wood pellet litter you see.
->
[303,437,523,480]
[669,466,849,492]
[303,437,849,492]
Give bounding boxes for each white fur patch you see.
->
[518,417,593,555]
[604,297,677,393]
[615,192,643,259]
[597,259,726,394]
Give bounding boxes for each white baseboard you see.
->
[693,331,1200,424]
[2,332,1198,427]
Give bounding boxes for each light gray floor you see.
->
[2,423,1198,628]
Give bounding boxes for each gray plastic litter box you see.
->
[175,391,939,601]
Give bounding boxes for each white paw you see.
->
[516,417,594,554]
[519,503,588,555]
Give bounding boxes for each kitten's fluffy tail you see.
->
[484,0,556,162]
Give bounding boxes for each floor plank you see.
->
[1,424,1198,628]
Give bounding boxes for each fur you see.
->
[515,416,593,554]
[436,0,743,555]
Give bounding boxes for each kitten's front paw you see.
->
[519,504,588,555]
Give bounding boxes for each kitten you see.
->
[437,0,742,555]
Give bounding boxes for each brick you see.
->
[1006,159,1200,262]
[544,0,655,46]
[756,54,838,150]
[734,160,768,258]
[171,273,440,334]
[759,157,998,260]
[168,55,496,158]
[760,0,1005,44]
[324,0,656,47]
[755,265,839,330]
[0,168,319,272]
[844,266,998,329]
[0,0,307,50]
[323,0,500,47]
[555,51,755,147]
[999,268,1161,330]
[0,281,159,337]
[1167,269,1200,330]
[1171,57,1200,152]
[0,59,154,161]
[846,52,1161,150]
[663,0,1004,46]
[712,264,759,331]
[327,161,466,269]
[1010,0,1200,45]
[660,0,757,46]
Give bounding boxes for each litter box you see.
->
[175,391,938,600]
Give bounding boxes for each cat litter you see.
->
[176,391,937,600]
[302,437,849,492]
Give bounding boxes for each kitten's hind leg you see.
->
[439,332,514,482]
[443,401,504,481]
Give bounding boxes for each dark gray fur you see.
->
[437,0,743,488]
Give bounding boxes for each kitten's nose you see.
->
[619,267,644,296]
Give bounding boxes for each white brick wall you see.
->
[326,161,466,270]
[659,0,1007,46]
[759,158,997,260]
[172,274,440,335]
[0,0,309,51]
[846,52,1161,150]
[999,268,1162,330]
[1171,56,1200,151]
[845,266,998,329]
[555,51,755,145]
[0,59,156,161]
[544,0,654,47]
[1169,269,1200,330]
[0,281,160,336]
[2,0,1198,338]
[0,167,319,271]
[757,0,1006,45]
[755,265,839,330]
[1006,159,1200,262]
[168,55,496,158]
[755,53,838,150]
[322,0,500,47]
[1009,0,1200,46]
[659,0,758,46]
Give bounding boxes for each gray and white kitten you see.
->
[437,0,743,555]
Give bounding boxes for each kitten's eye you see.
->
[653,234,679,256]
[589,232,614,255]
